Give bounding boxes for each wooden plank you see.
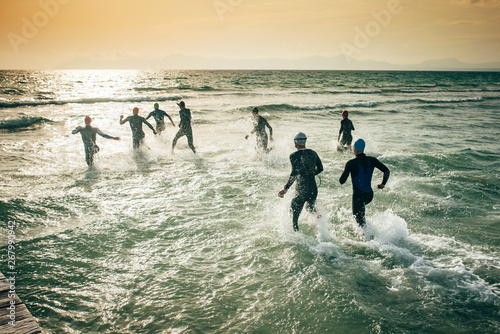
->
[0,272,42,334]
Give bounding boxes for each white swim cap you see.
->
[294,132,307,145]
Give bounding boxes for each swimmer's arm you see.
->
[374,159,390,188]
[264,119,273,137]
[279,156,299,197]
[284,158,299,189]
[143,118,157,134]
[97,129,120,140]
[339,161,352,184]
[119,115,130,125]
[145,112,153,120]
[250,121,256,134]
[72,126,83,134]
[278,175,296,198]
[284,175,297,190]
[278,175,294,198]
[165,113,175,127]
[315,156,324,175]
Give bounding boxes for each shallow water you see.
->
[1,70,499,333]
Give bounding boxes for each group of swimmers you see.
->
[73,102,270,165]
[73,103,390,231]
[73,101,196,165]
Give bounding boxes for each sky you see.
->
[1,0,500,69]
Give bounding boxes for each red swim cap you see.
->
[342,110,348,117]
[85,116,92,125]
[133,107,139,114]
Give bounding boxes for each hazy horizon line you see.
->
[2,54,500,72]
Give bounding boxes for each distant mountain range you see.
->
[55,54,500,71]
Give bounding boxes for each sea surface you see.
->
[0,70,499,333]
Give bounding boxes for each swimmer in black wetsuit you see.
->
[338,110,355,150]
[339,139,390,227]
[171,101,196,153]
[72,116,120,166]
[120,107,157,149]
[245,107,273,151]
[278,132,324,232]
[146,103,175,135]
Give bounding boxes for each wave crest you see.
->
[253,101,377,112]
[0,117,52,130]
[0,95,183,109]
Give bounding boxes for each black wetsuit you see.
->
[251,116,273,150]
[121,115,155,149]
[172,108,196,153]
[146,109,171,133]
[339,153,390,227]
[72,125,114,166]
[339,118,355,146]
[284,149,324,231]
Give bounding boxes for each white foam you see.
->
[308,209,344,257]
[316,214,331,243]
[364,209,409,244]
[357,211,500,303]
[275,199,343,257]
[411,257,500,303]
[309,241,343,258]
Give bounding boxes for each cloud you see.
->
[439,20,482,25]
[453,0,500,5]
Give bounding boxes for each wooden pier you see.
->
[0,272,41,334]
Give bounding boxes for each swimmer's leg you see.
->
[85,150,93,166]
[352,191,373,227]
[171,129,184,152]
[84,145,99,166]
[186,130,196,153]
[291,195,306,232]
[132,137,142,149]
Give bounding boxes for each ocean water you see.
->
[0,70,499,333]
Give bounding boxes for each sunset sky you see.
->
[1,0,500,69]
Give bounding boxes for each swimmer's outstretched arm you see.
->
[72,126,83,134]
[142,118,157,135]
[165,113,175,127]
[119,115,129,125]
[278,176,296,198]
[246,121,257,139]
[97,129,120,140]
[279,161,298,198]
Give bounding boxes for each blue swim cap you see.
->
[354,139,365,152]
